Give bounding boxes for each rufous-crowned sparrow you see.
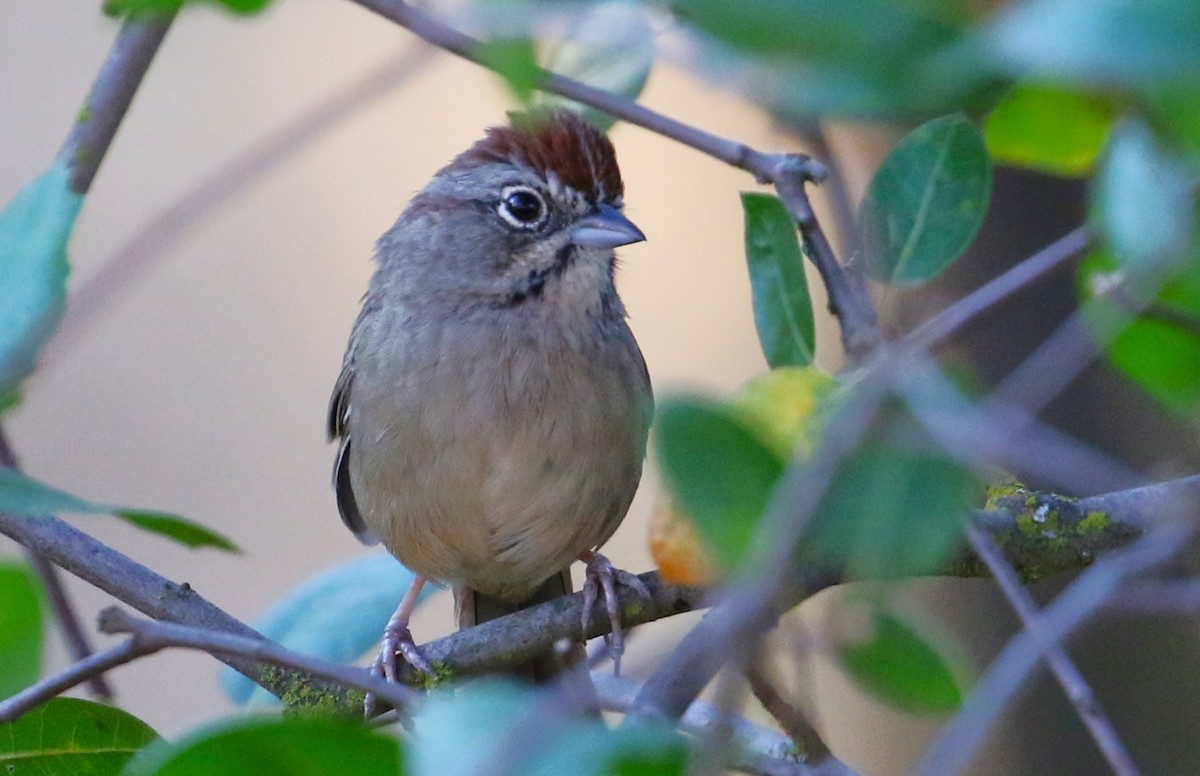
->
[328,110,652,709]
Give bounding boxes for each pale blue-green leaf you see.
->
[985,0,1200,89]
[0,163,82,397]
[1091,120,1195,273]
[741,193,815,367]
[125,716,399,776]
[0,697,158,774]
[409,680,686,776]
[861,114,992,286]
[222,552,437,705]
[534,2,656,131]
[0,560,42,698]
[0,467,238,552]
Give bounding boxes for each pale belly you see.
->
[348,317,650,601]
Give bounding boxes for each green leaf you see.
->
[479,38,542,104]
[861,113,992,286]
[984,83,1115,176]
[104,0,272,17]
[0,697,158,773]
[222,552,436,706]
[125,717,400,776]
[0,467,238,552]
[0,163,82,398]
[740,193,816,368]
[655,399,785,572]
[986,0,1200,90]
[837,609,963,714]
[533,2,655,131]
[671,0,992,119]
[801,405,978,579]
[0,561,42,698]
[1091,120,1196,273]
[1081,249,1200,415]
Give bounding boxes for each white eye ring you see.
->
[497,185,548,230]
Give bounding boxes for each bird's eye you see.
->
[498,186,547,229]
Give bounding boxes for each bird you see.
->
[327,110,653,712]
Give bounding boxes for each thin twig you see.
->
[0,433,113,700]
[0,607,416,723]
[98,608,416,709]
[45,45,436,371]
[744,663,831,764]
[60,11,177,194]
[25,553,113,700]
[345,0,879,359]
[0,639,143,723]
[898,355,1144,496]
[1107,581,1200,614]
[787,120,861,264]
[907,226,1090,350]
[966,525,1141,776]
[596,674,855,776]
[912,519,1198,776]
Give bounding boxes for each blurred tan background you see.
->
[8,3,1200,775]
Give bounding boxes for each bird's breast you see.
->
[349,305,651,600]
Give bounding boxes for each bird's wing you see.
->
[327,296,381,546]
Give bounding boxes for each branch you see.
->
[60,11,177,195]
[396,572,705,683]
[0,434,112,700]
[0,501,359,712]
[0,607,415,723]
[906,226,1090,350]
[0,637,143,723]
[595,674,857,776]
[744,662,833,765]
[25,554,113,700]
[345,0,879,359]
[913,519,1198,776]
[965,526,1141,776]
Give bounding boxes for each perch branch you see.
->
[346,0,879,359]
[0,607,415,723]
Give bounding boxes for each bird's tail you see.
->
[454,570,597,706]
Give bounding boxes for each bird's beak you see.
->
[571,204,646,249]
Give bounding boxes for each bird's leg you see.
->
[579,550,650,677]
[365,576,432,718]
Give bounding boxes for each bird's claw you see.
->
[580,552,650,677]
[364,624,432,719]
